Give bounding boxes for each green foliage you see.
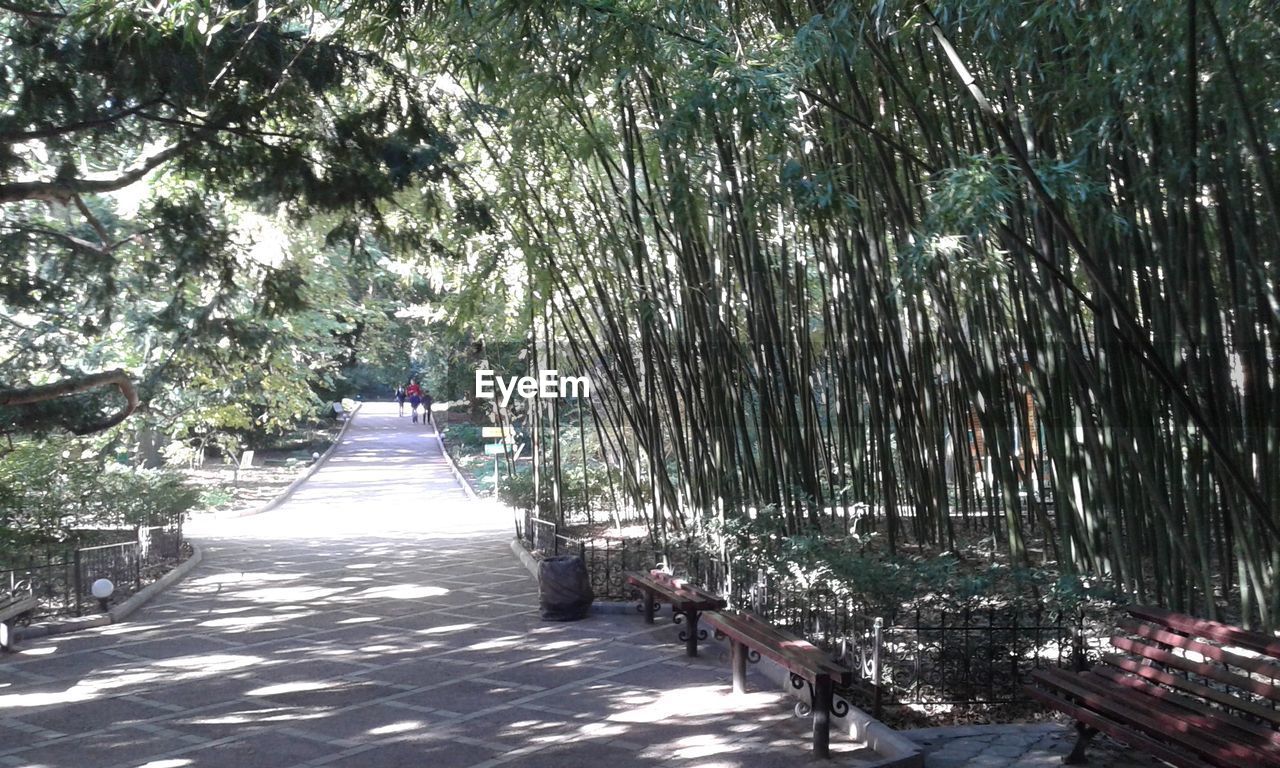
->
[715,509,1122,619]
[197,487,234,510]
[395,0,1280,627]
[497,463,615,516]
[0,438,196,559]
[0,0,468,447]
[441,423,484,451]
[497,470,538,511]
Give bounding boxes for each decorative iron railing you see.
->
[1,523,186,620]
[513,525,1095,711]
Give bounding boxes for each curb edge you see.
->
[14,542,204,643]
[224,402,363,519]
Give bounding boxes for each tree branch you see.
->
[138,109,309,141]
[0,99,160,142]
[1,223,108,255]
[0,368,139,435]
[0,1,65,21]
[72,193,110,246]
[0,140,190,205]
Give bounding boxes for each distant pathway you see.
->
[1,403,882,768]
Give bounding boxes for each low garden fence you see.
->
[515,518,1095,712]
[1,522,185,619]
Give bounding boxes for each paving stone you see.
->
[983,743,1030,758]
[915,722,1162,767]
[176,729,339,768]
[5,726,184,768]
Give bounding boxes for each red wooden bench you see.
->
[625,569,725,656]
[1025,605,1280,767]
[704,609,853,758]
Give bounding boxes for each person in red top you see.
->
[406,380,422,422]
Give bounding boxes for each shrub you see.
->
[0,439,198,557]
[497,464,618,517]
[441,423,484,450]
[498,471,538,511]
[712,508,1119,621]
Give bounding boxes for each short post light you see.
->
[91,578,114,612]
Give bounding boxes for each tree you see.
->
[359,0,1279,625]
[0,0,461,437]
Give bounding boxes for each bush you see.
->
[498,471,538,511]
[198,487,234,509]
[497,464,617,517]
[714,508,1120,620]
[0,439,198,557]
[442,423,485,450]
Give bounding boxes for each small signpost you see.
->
[233,449,255,486]
[482,427,514,489]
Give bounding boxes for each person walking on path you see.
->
[395,383,407,416]
[421,389,434,428]
[406,379,422,423]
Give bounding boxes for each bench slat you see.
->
[1023,681,1214,768]
[1119,616,1280,680]
[1031,669,1275,767]
[1034,608,1280,768]
[1060,668,1280,766]
[1102,653,1280,726]
[704,610,851,684]
[709,616,824,676]
[624,572,725,611]
[1128,605,1280,661]
[0,596,37,623]
[1112,634,1280,702]
[1090,666,1280,747]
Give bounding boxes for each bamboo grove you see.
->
[377,1,1279,625]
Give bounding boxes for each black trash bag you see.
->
[539,555,594,621]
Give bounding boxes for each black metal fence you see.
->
[752,582,1089,711]
[1,522,185,619]
[515,514,724,601]
[514,519,1095,711]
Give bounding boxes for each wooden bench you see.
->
[704,609,853,758]
[1025,604,1280,767]
[624,569,725,657]
[0,585,38,653]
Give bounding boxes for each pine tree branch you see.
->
[0,1,64,21]
[0,140,190,205]
[0,368,139,435]
[71,193,110,247]
[1,223,108,255]
[0,99,161,142]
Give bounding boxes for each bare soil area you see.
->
[183,422,344,517]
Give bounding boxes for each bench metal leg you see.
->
[731,640,747,694]
[813,675,832,758]
[683,610,700,656]
[643,591,655,624]
[1065,722,1097,764]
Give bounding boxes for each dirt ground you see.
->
[182,422,343,517]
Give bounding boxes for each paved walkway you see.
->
[1,404,879,768]
[907,724,1162,768]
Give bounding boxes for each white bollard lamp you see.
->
[91,578,114,612]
